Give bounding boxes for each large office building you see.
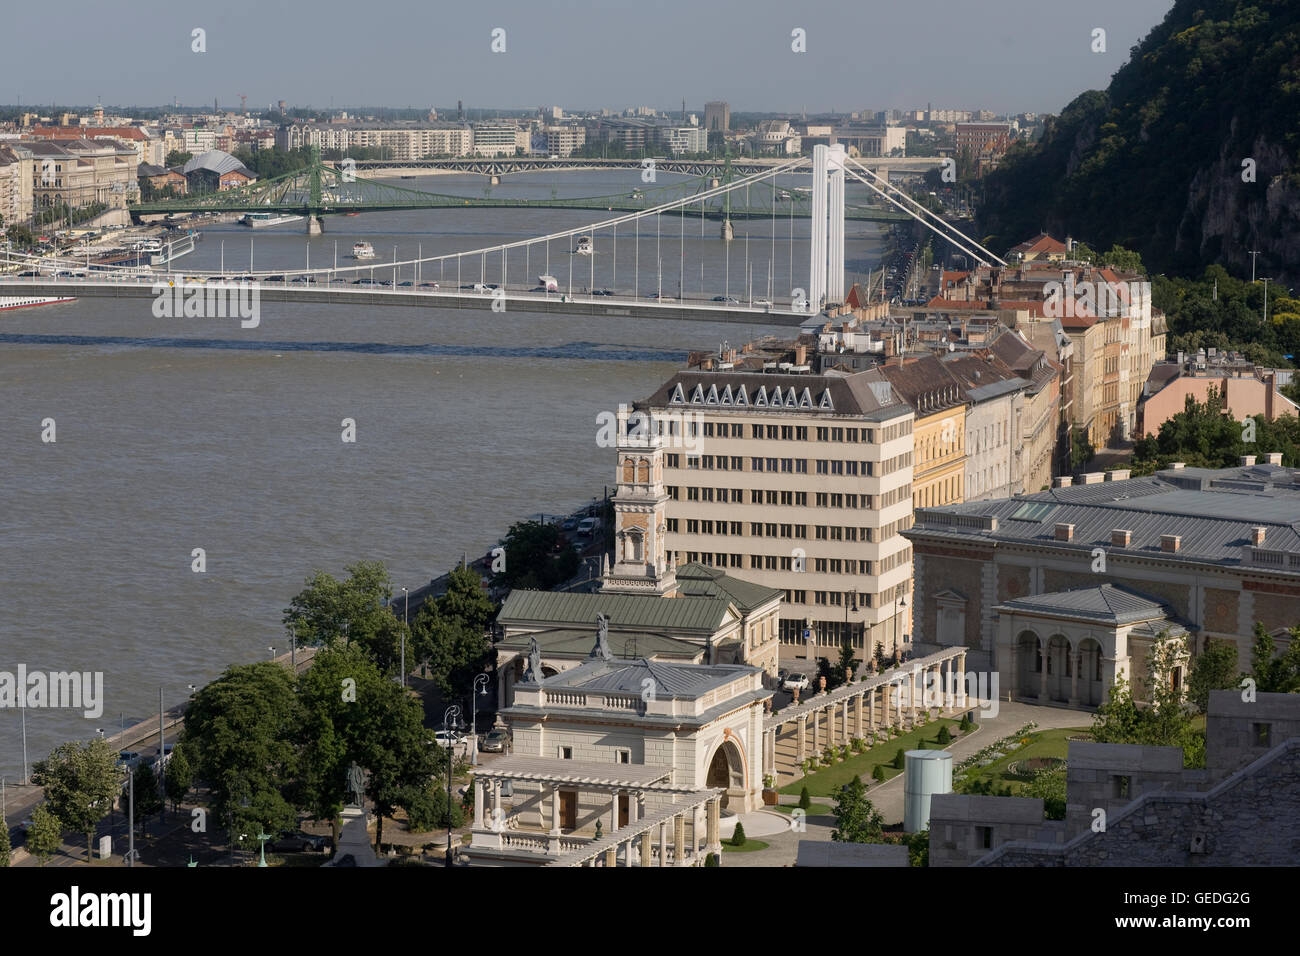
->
[905,460,1300,708]
[625,357,916,665]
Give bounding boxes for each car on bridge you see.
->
[753,298,772,308]
[418,282,440,289]
[711,295,740,304]
[591,289,614,296]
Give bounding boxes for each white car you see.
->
[782,673,811,692]
[433,731,462,748]
[753,298,772,308]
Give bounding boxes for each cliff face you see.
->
[979,0,1300,286]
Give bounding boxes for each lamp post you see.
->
[470,674,490,766]
[443,704,462,867]
[257,830,272,867]
[268,645,276,661]
[401,587,409,689]
[893,593,908,660]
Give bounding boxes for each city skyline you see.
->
[6,0,1175,117]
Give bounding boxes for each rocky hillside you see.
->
[978,0,1300,285]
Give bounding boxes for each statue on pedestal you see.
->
[345,762,365,809]
[524,636,543,683]
[591,613,613,661]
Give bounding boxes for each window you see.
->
[781,425,794,441]
[665,453,680,468]
[766,425,778,440]
[816,460,829,475]
[1112,775,1131,799]
[816,427,829,441]
[976,826,993,850]
[751,424,763,439]
[687,487,700,501]
[1253,723,1272,747]
[731,423,743,437]
[560,746,573,760]
[751,457,764,472]
[703,422,715,437]
[750,522,763,536]
[617,750,631,764]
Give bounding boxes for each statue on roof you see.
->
[524,635,543,683]
[592,613,613,661]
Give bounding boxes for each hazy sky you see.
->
[7,0,1176,116]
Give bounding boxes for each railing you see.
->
[546,691,586,707]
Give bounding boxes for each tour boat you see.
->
[0,295,77,311]
[239,212,304,228]
[574,236,593,256]
[538,274,559,292]
[352,241,377,259]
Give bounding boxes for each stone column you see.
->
[867,686,876,731]
[842,699,850,744]
[604,845,617,867]
[811,708,820,753]
[673,813,686,867]
[1038,640,1049,702]
[907,669,917,726]
[707,797,721,854]
[473,777,486,829]
[492,779,503,826]
[957,652,967,708]
[938,659,948,710]
[693,804,705,862]
[641,829,653,867]
[658,820,667,868]
[797,715,806,762]
[549,786,560,834]
[611,790,620,832]
[1069,650,1082,707]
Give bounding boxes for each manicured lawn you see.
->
[722,838,770,853]
[771,802,834,817]
[779,718,964,798]
[958,727,1092,794]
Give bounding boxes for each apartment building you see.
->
[470,123,529,157]
[25,139,139,210]
[877,355,966,509]
[277,123,473,159]
[0,144,35,224]
[543,125,586,157]
[1139,351,1300,438]
[661,126,708,155]
[627,365,915,664]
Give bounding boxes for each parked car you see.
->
[561,516,579,532]
[575,517,600,537]
[782,673,811,692]
[433,730,462,748]
[481,729,510,754]
[117,750,141,769]
[270,832,330,853]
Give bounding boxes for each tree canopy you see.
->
[31,738,121,861]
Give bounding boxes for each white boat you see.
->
[352,241,377,259]
[239,212,305,228]
[0,295,77,311]
[538,274,559,292]
[574,236,593,256]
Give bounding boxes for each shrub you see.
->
[704,852,720,866]
[822,747,836,764]
[871,764,887,782]
[763,774,775,790]
[959,716,973,732]
[937,725,952,744]
[838,745,850,760]
[731,822,746,846]
[798,786,811,810]
[893,748,905,769]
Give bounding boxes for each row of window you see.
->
[667,516,912,544]
[678,547,912,578]
[652,418,915,444]
[668,484,914,510]
[672,454,911,476]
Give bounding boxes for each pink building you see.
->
[1139,364,1299,438]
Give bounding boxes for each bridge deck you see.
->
[0,278,810,326]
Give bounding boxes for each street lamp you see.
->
[443,704,463,867]
[268,645,276,660]
[257,830,272,867]
[400,587,409,689]
[470,674,490,766]
[893,593,908,661]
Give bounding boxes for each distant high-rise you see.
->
[704,101,730,132]
[457,100,464,122]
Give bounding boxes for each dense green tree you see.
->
[26,804,62,866]
[1092,631,1203,766]
[491,520,581,591]
[283,560,410,674]
[831,777,884,843]
[907,827,930,867]
[180,662,301,843]
[163,743,193,812]
[357,676,444,848]
[130,763,163,825]
[1132,388,1300,472]
[835,634,857,686]
[30,738,121,861]
[164,150,192,167]
[1187,639,1240,713]
[730,821,746,846]
[1248,623,1300,694]
[0,813,10,866]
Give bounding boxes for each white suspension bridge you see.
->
[1,147,1002,326]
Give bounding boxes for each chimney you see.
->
[1252,526,1267,547]
[1267,452,1283,465]
[1107,468,1131,481]
[1054,522,1074,542]
[1081,472,1104,485]
[1160,534,1181,553]
[794,344,807,366]
[1171,462,1186,471]
[1111,529,1131,548]
[1240,455,1256,467]
[1054,476,1073,488]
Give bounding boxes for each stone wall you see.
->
[928,794,1058,867]
[1064,741,1185,834]
[1206,690,1300,776]
[982,740,1300,866]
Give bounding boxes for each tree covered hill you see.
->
[978,0,1300,285]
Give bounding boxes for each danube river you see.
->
[0,170,886,776]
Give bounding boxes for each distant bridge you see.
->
[345,156,946,178]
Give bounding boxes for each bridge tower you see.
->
[808,144,846,311]
[306,144,324,235]
[720,152,734,242]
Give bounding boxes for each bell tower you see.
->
[602,404,677,596]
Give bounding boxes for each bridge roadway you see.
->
[345,156,945,177]
[0,276,811,326]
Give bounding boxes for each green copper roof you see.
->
[673,562,782,611]
[499,588,730,634]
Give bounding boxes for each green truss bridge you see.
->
[130,151,914,230]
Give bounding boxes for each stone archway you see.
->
[1077,637,1104,707]
[705,740,745,811]
[1015,630,1041,699]
[1045,634,1071,702]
